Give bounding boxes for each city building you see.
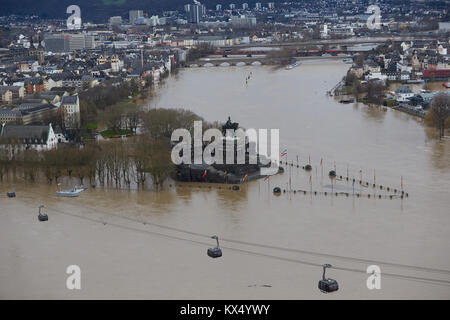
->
[15,103,59,125]
[0,88,13,104]
[110,55,120,72]
[395,85,414,102]
[25,78,45,94]
[134,16,148,25]
[84,35,95,49]
[185,3,202,24]
[129,10,144,24]
[149,16,160,26]
[321,24,329,38]
[109,16,123,26]
[0,107,21,124]
[44,34,67,53]
[230,15,257,28]
[0,86,25,101]
[44,33,95,52]
[60,94,80,128]
[0,123,58,151]
[67,34,86,51]
[29,40,45,64]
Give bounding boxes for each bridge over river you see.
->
[191,55,268,67]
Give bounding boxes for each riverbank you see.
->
[334,78,449,120]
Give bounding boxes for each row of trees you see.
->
[79,78,146,126]
[0,137,172,190]
[344,72,386,104]
[0,108,222,189]
[103,102,141,134]
[186,43,215,63]
[140,108,219,140]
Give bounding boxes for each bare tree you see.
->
[125,103,140,134]
[426,93,450,139]
[140,108,205,140]
[365,80,386,105]
[103,104,125,132]
[145,140,173,190]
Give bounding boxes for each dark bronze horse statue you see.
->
[222,116,239,134]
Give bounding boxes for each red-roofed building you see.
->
[422,69,450,80]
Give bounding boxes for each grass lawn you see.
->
[100,129,133,139]
[119,92,140,103]
[385,99,396,107]
[83,122,98,130]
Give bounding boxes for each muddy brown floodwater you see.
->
[1,59,450,299]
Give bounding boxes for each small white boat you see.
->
[74,185,88,193]
[56,183,81,197]
[285,61,301,70]
[56,189,79,197]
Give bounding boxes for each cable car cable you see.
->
[60,202,450,276]
[45,206,450,287]
[13,196,450,277]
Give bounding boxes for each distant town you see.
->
[0,0,449,149]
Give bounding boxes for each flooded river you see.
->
[1,59,449,299]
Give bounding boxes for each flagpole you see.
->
[289,161,292,192]
[310,174,312,194]
[321,158,323,177]
[331,176,334,194]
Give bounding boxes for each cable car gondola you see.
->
[207,235,222,258]
[7,184,15,198]
[38,205,48,222]
[318,264,339,293]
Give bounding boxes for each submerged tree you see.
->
[425,93,450,139]
[0,145,10,181]
[145,139,173,190]
[365,80,386,105]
